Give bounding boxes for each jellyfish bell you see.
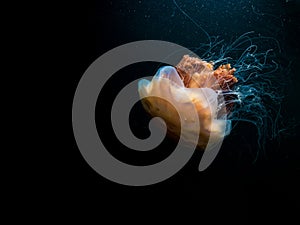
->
[138,55,238,149]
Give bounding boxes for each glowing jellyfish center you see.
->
[138,55,238,149]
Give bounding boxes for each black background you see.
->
[67,0,300,222]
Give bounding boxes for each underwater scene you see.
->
[72,0,300,209]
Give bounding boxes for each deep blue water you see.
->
[89,0,299,54]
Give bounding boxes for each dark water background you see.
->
[70,0,300,221]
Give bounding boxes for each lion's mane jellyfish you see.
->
[138,55,238,149]
[137,0,290,160]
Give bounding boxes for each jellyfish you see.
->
[137,28,289,159]
[138,55,238,149]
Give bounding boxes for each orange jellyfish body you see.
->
[138,55,238,149]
